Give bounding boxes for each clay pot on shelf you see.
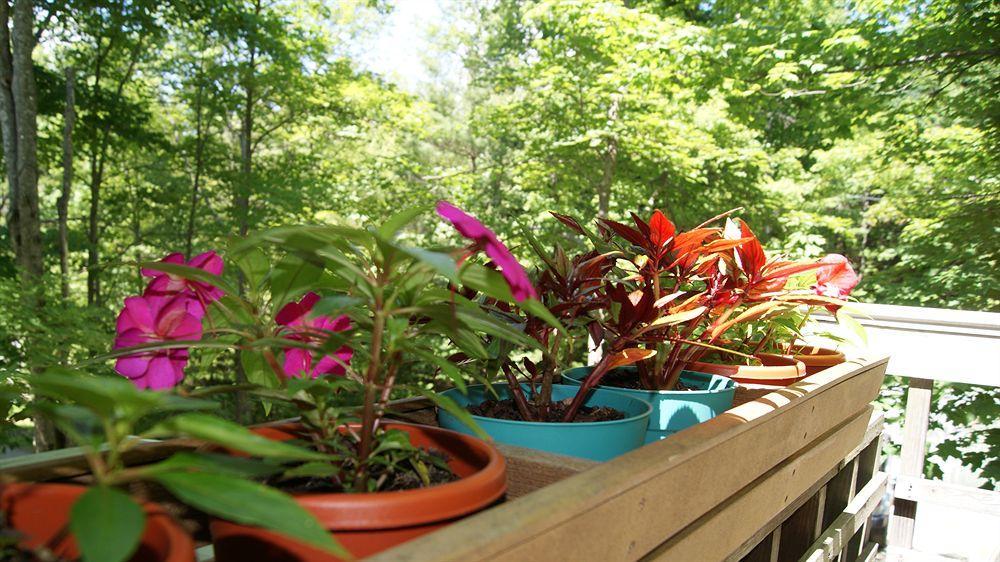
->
[210,422,507,562]
[686,352,808,386]
[0,482,195,562]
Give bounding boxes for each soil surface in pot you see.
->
[269,447,456,494]
[598,371,694,391]
[468,399,624,422]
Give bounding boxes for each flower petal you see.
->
[115,355,151,378]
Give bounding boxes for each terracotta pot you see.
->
[210,422,507,562]
[788,344,846,375]
[686,353,808,386]
[0,483,194,562]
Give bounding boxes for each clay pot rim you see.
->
[687,352,808,384]
[251,421,507,530]
[789,344,846,365]
[0,482,194,562]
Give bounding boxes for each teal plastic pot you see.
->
[437,384,652,462]
[562,366,736,443]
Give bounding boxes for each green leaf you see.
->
[234,247,270,293]
[403,345,468,392]
[142,451,284,479]
[281,461,340,479]
[154,471,346,558]
[139,261,238,296]
[30,368,158,419]
[271,255,324,308]
[459,263,564,332]
[148,413,329,461]
[421,390,489,441]
[378,205,429,239]
[241,349,280,389]
[70,486,145,562]
[836,310,867,345]
[396,246,459,283]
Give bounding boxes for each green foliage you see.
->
[0,0,995,489]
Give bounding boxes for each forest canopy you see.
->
[0,0,997,459]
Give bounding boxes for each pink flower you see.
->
[813,254,859,299]
[142,251,225,317]
[436,201,538,302]
[113,295,203,390]
[276,292,353,379]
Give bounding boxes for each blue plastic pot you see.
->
[562,366,736,443]
[437,383,652,462]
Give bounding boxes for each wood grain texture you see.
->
[801,472,887,562]
[372,357,888,562]
[643,407,874,562]
[888,377,932,549]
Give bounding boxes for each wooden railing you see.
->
[816,303,1000,560]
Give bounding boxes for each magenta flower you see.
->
[276,292,353,379]
[142,251,225,317]
[436,201,538,302]
[113,295,203,390]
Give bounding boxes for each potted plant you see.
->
[432,203,658,459]
[540,209,854,433]
[544,209,744,442]
[109,208,541,560]
[3,369,342,562]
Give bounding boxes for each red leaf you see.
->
[549,211,586,235]
[736,220,766,277]
[607,348,656,370]
[648,210,676,249]
[598,218,648,248]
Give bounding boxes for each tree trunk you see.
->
[86,34,142,307]
[596,94,620,219]
[58,67,74,299]
[1,0,57,451]
[184,61,205,257]
[232,0,260,424]
[0,1,19,258]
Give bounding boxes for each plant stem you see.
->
[561,354,612,422]
[503,363,535,421]
[355,294,384,488]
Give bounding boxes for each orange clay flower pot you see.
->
[0,483,194,562]
[788,344,847,375]
[687,353,808,386]
[210,422,507,562]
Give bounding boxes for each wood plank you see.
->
[643,407,875,562]
[800,472,888,562]
[496,444,596,499]
[777,491,824,562]
[728,411,883,562]
[741,531,780,562]
[893,475,1000,518]
[859,541,878,562]
[371,357,888,562]
[823,459,859,530]
[888,377,932,549]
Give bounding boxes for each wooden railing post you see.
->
[888,377,933,549]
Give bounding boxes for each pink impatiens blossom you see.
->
[113,294,203,390]
[813,254,859,299]
[276,292,353,379]
[142,251,225,317]
[436,201,538,302]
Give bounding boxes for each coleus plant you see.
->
[483,208,858,423]
[16,368,346,562]
[107,205,549,494]
[572,210,858,402]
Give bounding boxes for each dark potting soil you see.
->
[597,370,695,391]
[468,398,625,423]
[270,448,457,495]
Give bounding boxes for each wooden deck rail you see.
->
[816,303,1000,560]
